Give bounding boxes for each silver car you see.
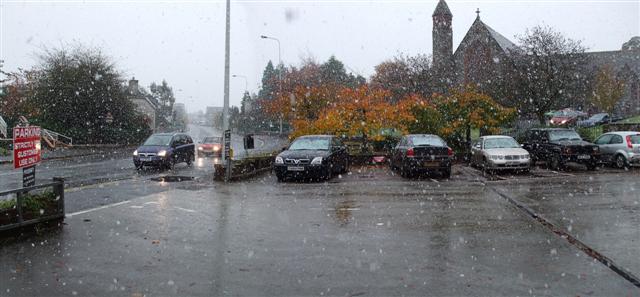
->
[594,131,640,168]
[470,136,531,172]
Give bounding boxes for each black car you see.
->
[521,128,600,170]
[133,132,195,169]
[274,135,349,182]
[390,134,453,178]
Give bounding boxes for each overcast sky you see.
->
[1,0,638,113]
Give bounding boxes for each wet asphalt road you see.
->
[0,124,287,213]
[1,164,639,296]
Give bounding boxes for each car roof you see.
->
[603,131,640,136]
[297,135,334,139]
[480,135,515,139]
[405,134,440,137]
[530,128,574,131]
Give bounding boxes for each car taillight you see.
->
[626,135,633,149]
[447,147,453,156]
[407,148,415,157]
[562,147,572,154]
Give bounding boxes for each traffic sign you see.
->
[13,126,41,169]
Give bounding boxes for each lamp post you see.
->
[260,35,283,134]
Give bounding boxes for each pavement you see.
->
[1,165,639,296]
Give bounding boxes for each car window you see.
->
[143,135,172,146]
[483,138,520,149]
[610,135,623,144]
[595,134,613,145]
[409,135,445,146]
[288,138,330,150]
[630,135,640,144]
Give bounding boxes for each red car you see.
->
[197,136,223,157]
[549,109,587,126]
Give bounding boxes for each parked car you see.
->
[470,136,530,172]
[577,113,611,127]
[389,134,453,178]
[521,128,599,170]
[274,135,349,182]
[133,132,195,169]
[593,131,640,168]
[549,109,587,126]
[197,136,223,157]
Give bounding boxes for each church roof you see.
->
[432,0,452,17]
[476,18,518,52]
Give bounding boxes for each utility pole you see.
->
[222,0,231,181]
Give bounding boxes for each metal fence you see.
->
[0,178,65,232]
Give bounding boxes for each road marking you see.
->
[67,201,131,217]
[174,207,196,213]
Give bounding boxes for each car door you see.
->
[594,134,614,162]
[609,134,625,157]
[470,139,482,165]
[335,138,348,166]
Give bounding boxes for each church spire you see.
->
[432,0,453,71]
[432,0,452,17]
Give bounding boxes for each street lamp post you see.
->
[260,35,283,134]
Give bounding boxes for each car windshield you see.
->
[484,137,520,149]
[410,136,445,146]
[549,130,582,141]
[143,135,172,146]
[288,138,330,150]
[202,137,221,143]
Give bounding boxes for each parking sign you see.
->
[13,126,42,169]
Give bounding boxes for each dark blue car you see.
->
[133,132,195,169]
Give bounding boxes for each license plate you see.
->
[139,157,152,162]
[287,166,305,171]
[577,154,590,160]
[423,161,440,167]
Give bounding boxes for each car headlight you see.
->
[198,147,203,151]
[275,156,284,164]
[133,150,138,156]
[213,146,220,151]
[311,157,323,165]
[593,146,599,152]
[158,150,167,157]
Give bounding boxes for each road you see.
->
[0,124,287,213]
[1,165,638,295]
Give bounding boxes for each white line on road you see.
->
[67,201,131,217]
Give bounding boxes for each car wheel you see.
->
[549,155,563,171]
[186,153,193,166]
[276,174,285,182]
[614,154,629,169]
[341,158,349,174]
[442,167,451,179]
[166,156,176,170]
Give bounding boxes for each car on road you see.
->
[274,135,349,182]
[577,113,612,127]
[197,136,223,157]
[133,132,195,169]
[521,128,599,170]
[389,134,453,178]
[549,109,587,126]
[593,131,640,168]
[470,135,530,172]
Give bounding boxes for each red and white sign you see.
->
[13,126,41,169]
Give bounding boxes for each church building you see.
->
[430,0,639,117]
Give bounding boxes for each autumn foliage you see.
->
[265,81,514,151]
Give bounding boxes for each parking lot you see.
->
[2,161,638,296]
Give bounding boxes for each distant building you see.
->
[431,0,640,117]
[205,106,223,127]
[127,78,157,130]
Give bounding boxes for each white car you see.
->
[470,135,531,172]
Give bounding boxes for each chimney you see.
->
[128,77,139,95]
